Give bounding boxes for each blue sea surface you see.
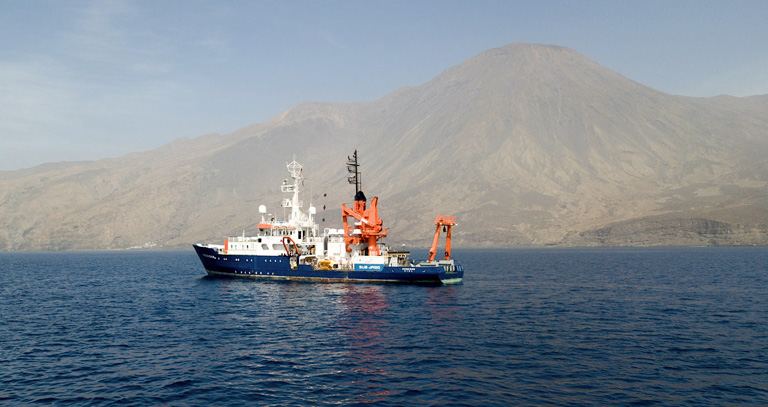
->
[1,247,767,406]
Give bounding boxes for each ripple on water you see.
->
[1,248,767,405]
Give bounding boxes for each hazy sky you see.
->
[2,0,767,171]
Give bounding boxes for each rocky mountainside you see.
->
[2,43,767,250]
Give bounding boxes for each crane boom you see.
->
[429,215,457,262]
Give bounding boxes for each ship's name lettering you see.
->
[356,264,384,270]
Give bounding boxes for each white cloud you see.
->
[65,0,139,60]
[0,58,77,137]
[0,1,199,170]
[319,29,346,50]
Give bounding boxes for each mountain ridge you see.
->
[1,43,767,250]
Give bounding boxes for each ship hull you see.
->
[193,244,463,284]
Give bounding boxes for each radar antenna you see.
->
[287,154,302,180]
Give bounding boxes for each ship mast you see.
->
[347,150,361,196]
[282,155,304,223]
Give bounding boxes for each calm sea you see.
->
[1,247,767,406]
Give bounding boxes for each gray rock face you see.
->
[2,43,767,250]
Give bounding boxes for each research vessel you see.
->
[193,151,463,284]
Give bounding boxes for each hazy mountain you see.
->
[2,43,767,250]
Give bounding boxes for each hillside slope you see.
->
[1,43,767,250]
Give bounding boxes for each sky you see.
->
[1,0,767,171]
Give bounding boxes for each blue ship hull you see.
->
[193,245,463,284]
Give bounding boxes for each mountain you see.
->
[2,43,767,250]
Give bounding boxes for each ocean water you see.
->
[1,247,767,406]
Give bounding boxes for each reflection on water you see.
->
[2,248,768,406]
[340,285,392,403]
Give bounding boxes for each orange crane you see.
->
[342,193,387,255]
[429,215,456,262]
[341,150,387,255]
